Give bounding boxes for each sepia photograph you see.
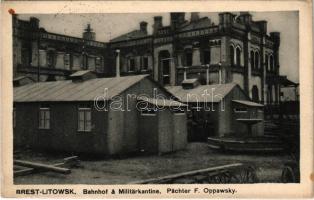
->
[11,11,301,185]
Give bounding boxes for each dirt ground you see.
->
[14,143,292,184]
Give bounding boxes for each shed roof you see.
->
[181,78,199,84]
[232,100,264,107]
[137,96,187,107]
[165,83,237,103]
[14,75,148,102]
[70,70,94,77]
[13,76,35,82]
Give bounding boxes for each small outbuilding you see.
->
[166,80,264,141]
[14,73,187,155]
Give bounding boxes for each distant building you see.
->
[13,12,282,105]
[110,12,281,105]
[12,15,109,82]
[280,76,299,102]
[166,80,264,141]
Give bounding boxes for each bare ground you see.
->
[14,143,292,184]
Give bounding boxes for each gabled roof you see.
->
[232,100,264,107]
[165,83,237,103]
[110,30,148,43]
[180,17,212,31]
[14,75,149,102]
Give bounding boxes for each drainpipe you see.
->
[218,62,222,84]
[115,49,120,77]
[183,66,187,80]
[206,64,210,85]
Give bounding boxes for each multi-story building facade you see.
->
[12,12,281,105]
[12,15,109,82]
[109,12,281,105]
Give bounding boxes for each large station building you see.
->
[13,12,282,105]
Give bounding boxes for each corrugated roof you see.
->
[14,75,148,102]
[165,83,236,103]
[137,96,187,107]
[232,100,264,107]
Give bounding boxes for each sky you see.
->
[18,12,299,83]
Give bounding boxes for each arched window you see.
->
[254,51,259,69]
[270,55,274,71]
[230,45,235,66]
[252,85,259,102]
[250,51,255,69]
[236,47,241,66]
[265,54,269,71]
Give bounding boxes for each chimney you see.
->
[153,16,163,34]
[30,17,40,29]
[140,21,148,33]
[115,49,120,77]
[239,12,252,24]
[170,12,185,29]
[181,78,200,89]
[190,12,200,22]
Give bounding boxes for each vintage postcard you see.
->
[1,0,313,198]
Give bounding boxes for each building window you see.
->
[265,54,269,71]
[250,51,255,69]
[78,108,91,132]
[47,51,55,68]
[270,55,274,71]
[141,108,156,116]
[13,108,16,128]
[95,57,102,72]
[230,46,235,66]
[252,85,259,102]
[172,109,185,115]
[254,51,259,69]
[128,58,135,72]
[234,107,247,112]
[203,49,211,65]
[141,56,149,71]
[39,107,50,129]
[64,53,70,67]
[236,47,241,66]
[185,49,193,66]
[21,48,30,66]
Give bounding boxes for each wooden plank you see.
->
[14,156,79,177]
[14,160,71,174]
[14,162,65,177]
[129,163,243,184]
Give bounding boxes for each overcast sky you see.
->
[18,12,299,82]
